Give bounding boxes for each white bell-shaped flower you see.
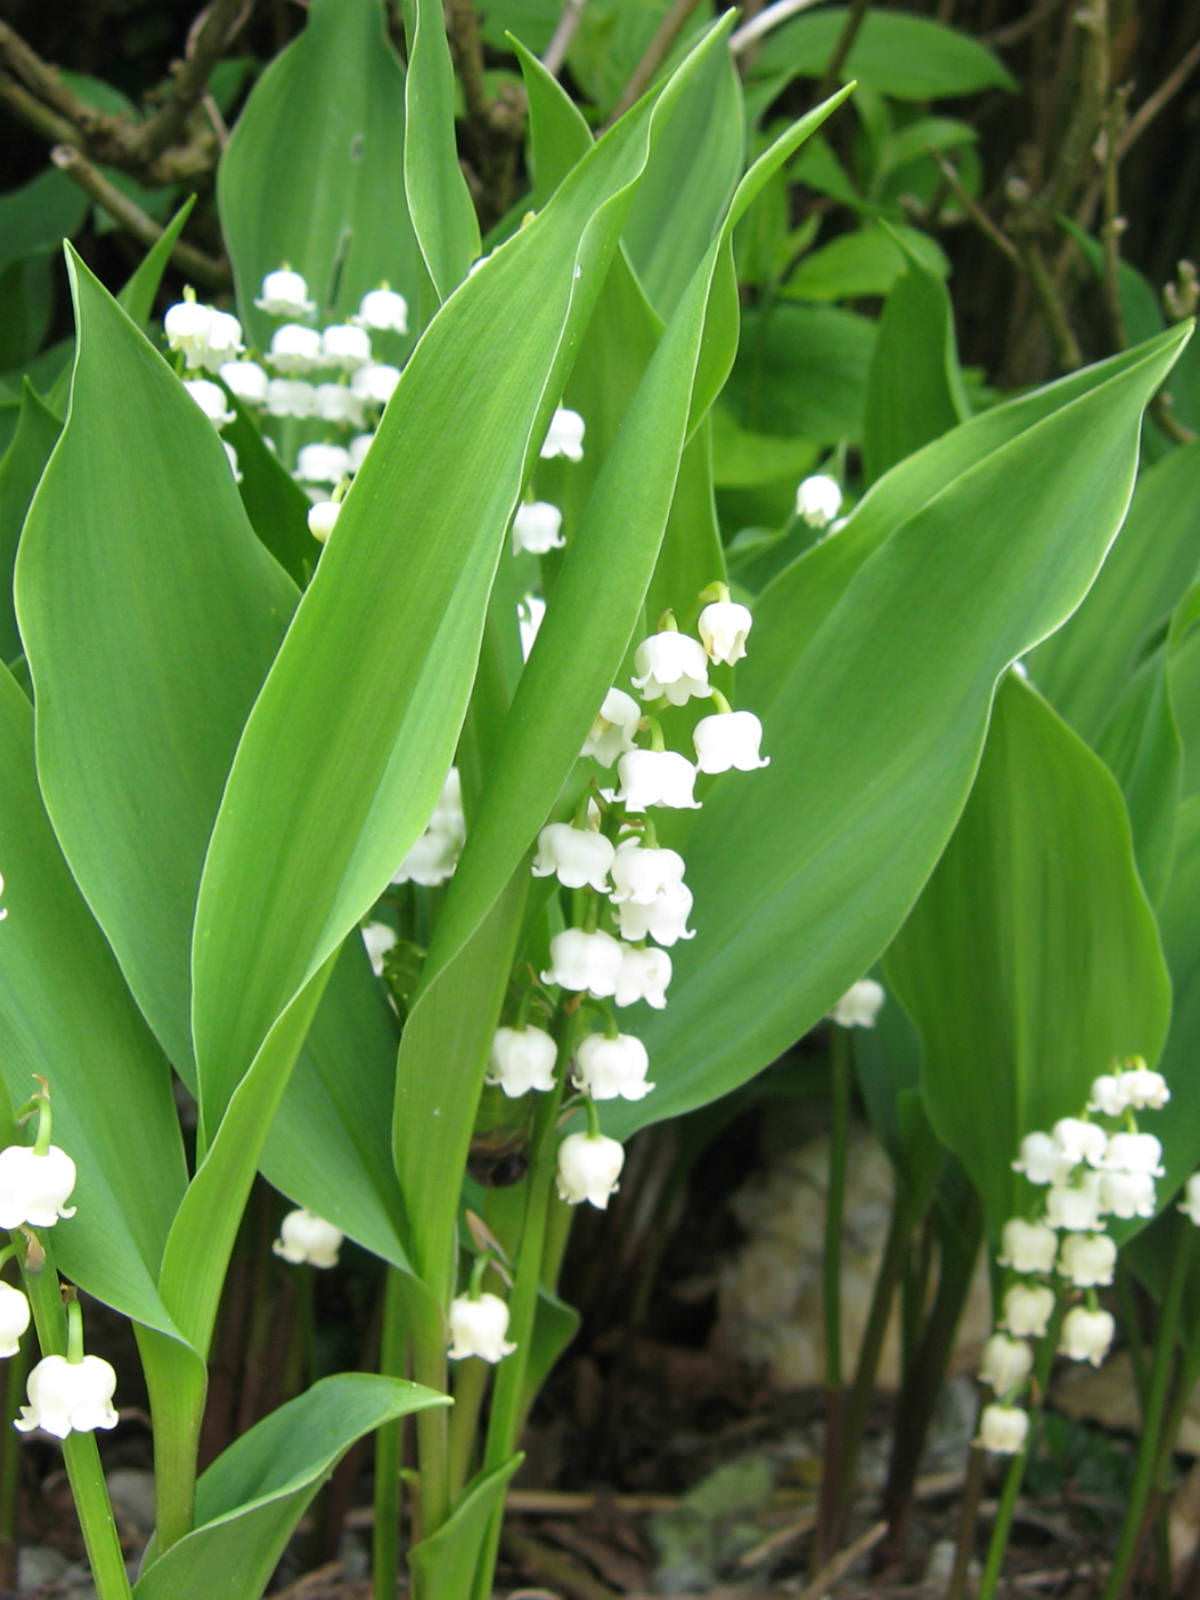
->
[1012,1131,1074,1186]
[1180,1173,1200,1225]
[556,1131,624,1208]
[978,1332,1033,1395]
[273,1208,344,1268]
[307,501,341,543]
[693,711,770,774]
[609,841,686,906]
[518,593,546,661]
[0,1144,76,1229]
[697,600,753,666]
[540,928,624,998]
[350,362,401,407]
[218,359,269,406]
[223,442,242,483]
[1052,1117,1109,1168]
[269,323,323,373]
[255,269,315,318]
[164,299,215,362]
[321,324,372,371]
[313,383,366,429]
[15,1354,118,1438]
[540,407,585,461]
[0,1283,30,1357]
[616,750,701,811]
[795,473,842,529]
[392,828,457,887]
[348,432,374,471]
[202,310,245,370]
[614,882,694,947]
[1058,1305,1115,1366]
[1086,1074,1128,1117]
[613,944,671,1010]
[630,633,710,706]
[1104,1131,1164,1175]
[1122,1066,1169,1109]
[512,501,565,556]
[996,1217,1057,1274]
[1099,1169,1157,1219]
[356,287,409,333]
[582,689,641,767]
[829,979,885,1029]
[1045,1172,1104,1232]
[447,1292,516,1362]
[295,443,351,485]
[572,1033,654,1102]
[182,378,234,428]
[531,823,614,892]
[265,377,316,418]
[1000,1283,1055,1338]
[486,1026,558,1098]
[361,921,397,977]
[976,1402,1029,1455]
[1058,1231,1117,1287]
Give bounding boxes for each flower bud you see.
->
[616,750,700,811]
[0,1283,30,1357]
[613,944,671,1010]
[255,269,315,318]
[1000,1283,1055,1338]
[269,323,322,373]
[693,711,770,774]
[540,928,624,998]
[697,600,753,665]
[829,979,885,1029]
[997,1217,1057,1274]
[582,689,641,767]
[976,1402,1029,1455]
[361,921,397,977]
[531,822,614,892]
[218,359,269,406]
[295,443,351,485]
[1104,1131,1164,1176]
[1012,1131,1075,1186]
[630,633,710,706]
[356,287,409,333]
[15,1354,118,1438]
[447,1293,516,1362]
[307,502,341,543]
[1121,1067,1169,1109]
[1086,1073,1127,1117]
[321,324,372,371]
[1045,1173,1104,1232]
[556,1131,624,1208]
[978,1332,1034,1395]
[350,362,401,407]
[609,840,686,905]
[1052,1117,1108,1168]
[615,882,695,947]
[795,473,842,529]
[486,1026,558,1098]
[540,407,585,461]
[511,501,565,556]
[273,1208,343,1268]
[1098,1169,1157,1220]
[1058,1232,1117,1287]
[182,378,234,428]
[1058,1305,1115,1366]
[572,1033,654,1101]
[0,1145,76,1229]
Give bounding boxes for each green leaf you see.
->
[752,10,1017,100]
[217,0,423,349]
[784,223,947,303]
[408,1455,523,1598]
[568,0,714,113]
[0,665,187,1336]
[1144,797,1200,1201]
[0,381,59,662]
[0,171,88,276]
[402,0,481,300]
[861,250,968,484]
[885,674,1169,1233]
[135,1375,447,1599]
[603,325,1189,1143]
[221,400,314,586]
[723,302,876,444]
[1092,648,1181,904]
[117,197,198,328]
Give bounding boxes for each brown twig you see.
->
[729,0,826,55]
[50,144,230,290]
[541,0,590,78]
[131,0,253,165]
[934,153,1024,269]
[798,1519,888,1600]
[0,71,79,148]
[502,1526,622,1600]
[1025,237,1083,369]
[814,0,871,105]
[447,0,493,128]
[607,0,706,122]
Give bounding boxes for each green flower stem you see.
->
[447,1356,490,1500]
[948,1443,987,1600]
[1101,1225,1194,1600]
[1116,1254,1150,1411]
[472,1070,569,1600]
[0,1312,29,1584]
[372,1266,409,1600]
[21,1253,132,1600]
[813,1023,852,1571]
[977,1444,1029,1599]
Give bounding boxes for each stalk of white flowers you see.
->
[581,689,641,767]
[795,473,842,529]
[1000,1283,1055,1338]
[693,706,770,774]
[540,928,624,999]
[976,1402,1029,1455]
[164,294,244,371]
[295,442,352,485]
[978,1332,1034,1394]
[448,1291,517,1362]
[1180,1173,1200,1225]
[1052,1117,1108,1168]
[392,767,466,887]
[255,268,316,318]
[355,286,409,333]
[512,501,565,555]
[696,583,753,665]
[609,839,686,905]
[614,882,694,946]
[1058,1304,1115,1366]
[630,626,710,706]
[361,921,397,977]
[273,1208,344,1268]
[350,362,401,407]
[556,1128,624,1208]
[269,323,323,373]
[1058,1232,1117,1287]
[1012,1131,1075,1186]
[613,944,671,1010]
[218,359,269,407]
[572,1032,654,1101]
[531,823,614,892]
[540,406,585,460]
[0,1282,29,1357]
[348,432,375,472]
[616,749,700,811]
[321,324,373,371]
[486,1026,558,1097]
[313,383,366,429]
[182,378,234,428]
[266,378,317,419]
[996,1217,1057,1274]
[15,1299,116,1438]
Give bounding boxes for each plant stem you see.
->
[374,1266,410,1600]
[0,1307,28,1588]
[813,1024,852,1571]
[948,1445,986,1600]
[1101,1226,1194,1600]
[21,1259,132,1600]
[447,1356,490,1500]
[977,1444,1028,1599]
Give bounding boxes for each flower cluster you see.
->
[486,586,768,1220]
[976,1056,1170,1455]
[163,269,411,531]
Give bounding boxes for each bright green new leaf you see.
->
[0,665,187,1337]
[217,0,423,348]
[0,382,59,662]
[1142,797,1200,1203]
[885,674,1170,1233]
[723,303,875,444]
[0,171,88,279]
[221,400,314,587]
[408,1455,523,1599]
[117,197,197,327]
[784,223,948,304]
[1093,648,1181,904]
[603,325,1188,1143]
[135,1375,447,1599]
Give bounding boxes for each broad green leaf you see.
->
[752,10,1016,101]
[603,324,1188,1142]
[1144,797,1200,1201]
[15,252,412,1279]
[394,84,852,1289]
[784,223,947,303]
[0,171,88,277]
[0,382,59,661]
[874,117,977,185]
[568,0,713,113]
[1093,648,1181,904]
[1030,440,1200,743]
[135,1375,447,1599]
[116,197,198,328]
[0,666,187,1337]
[861,251,968,484]
[408,1455,523,1599]
[217,0,423,349]
[402,0,481,299]
[884,674,1170,1233]
[221,400,314,586]
[723,302,875,444]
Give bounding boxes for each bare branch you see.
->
[607,0,705,123]
[131,0,254,165]
[541,0,590,78]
